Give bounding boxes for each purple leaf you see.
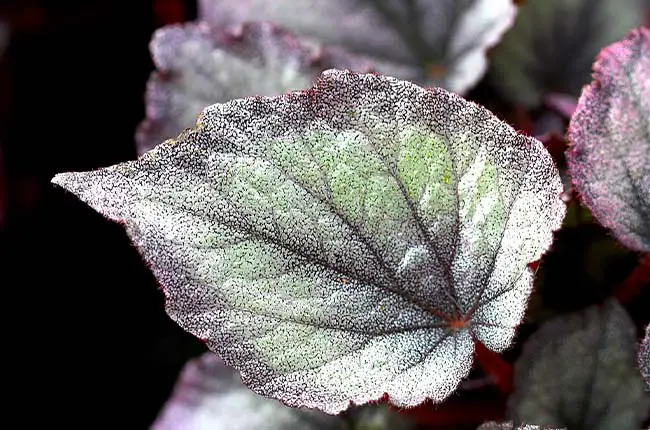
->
[641,325,650,390]
[198,0,517,94]
[508,300,650,430]
[544,93,578,119]
[489,0,645,107]
[52,70,564,413]
[567,27,650,252]
[152,353,347,430]
[136,21,372,154]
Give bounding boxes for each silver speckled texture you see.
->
[640,325,650,390]
[53,70,564,413]
[136,21,372,154]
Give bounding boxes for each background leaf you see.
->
[0,21,8,56]
[567,27,650,252]
[152,352,347,430]
[488,0,645,107]
[507,300,650,430]
[478,422,565,430]
[136,21,371,154]
[641,325,650,390]
[52,70,564,413]
[197,0,517,94]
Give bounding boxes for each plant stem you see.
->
[474,340,512,394]
[614,253,650,304]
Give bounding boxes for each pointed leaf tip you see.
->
[52,70,565,414]
[567,27,650,252]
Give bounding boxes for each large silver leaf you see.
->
[52,70,564,413]
[567,28,650,252]
[508,300,650,430]
[136,21,371,154]
[198,0,517,94]
[489,0,645,107]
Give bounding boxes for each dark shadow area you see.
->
[1,1,205,427]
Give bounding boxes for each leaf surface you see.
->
[508,300,650,430]
[152,352,346,430]
[567,27,650,252]
[489,0,645,107]
[137,21,371,154]
[478,422,564,430]
[52,70,564,413]
[198,0,517,94]
[641,325,650,390]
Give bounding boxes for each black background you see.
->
[1,1,206,427]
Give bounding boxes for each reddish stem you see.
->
[614,253,650,304]
[474,340,513,395]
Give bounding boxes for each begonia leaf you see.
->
[152,352,346,430]
[567,27,650,252]
[198,0,517,94]
[52,70,564,413]
[508,300,650,430]
[136,21,371,154]
[489,0,645,107]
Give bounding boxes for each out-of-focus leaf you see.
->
[489,0,645,107]
[348,405,414,430]
[136,21,372,154]
[198,0,517,94]
[152,352,346,430]
[0,21,8,55]
[544,94,578,119]
[508,300,650,430]
[567,27,650,252]
[478,422,565,430]
[641,325,650,390]
[52,70,564,413]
